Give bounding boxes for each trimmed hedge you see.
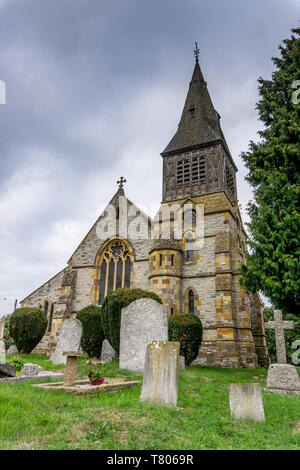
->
[77,305,105,358]
[168,313,203,366]
[101,288,162,354]
[9,307,48,354]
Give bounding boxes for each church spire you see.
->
[161,48,225,156]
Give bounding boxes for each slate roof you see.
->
[161,60,230,157]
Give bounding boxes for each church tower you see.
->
[154,45,269,368]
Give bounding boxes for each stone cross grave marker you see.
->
[50,318,83,365]
[140,340,180,407]
[0,316,6,362]
[264,310,294,363]
[120,298,168,373]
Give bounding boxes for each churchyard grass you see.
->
[0,354,299,450]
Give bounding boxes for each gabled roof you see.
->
[161,60,232,159]
[67,186,151,264]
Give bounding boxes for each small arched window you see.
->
[44,300,49,315]
[186,235,194,261]
[189,290,195,314]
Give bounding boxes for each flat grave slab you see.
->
[32,377,140,396]
[0,370,64,384]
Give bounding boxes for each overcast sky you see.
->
[0,0,299,315]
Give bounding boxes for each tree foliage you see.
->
[77,305,105,358]
[101,288,162,355]
[168,313,203,366]
[9,307,47,354]
[240,28,300,315]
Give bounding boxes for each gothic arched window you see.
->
[97,240,133,305]
[186,235,194,261]
[189,290,195,314]
[44,300,49,315]
[47,304,54,333]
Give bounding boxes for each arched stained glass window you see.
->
[189,290,195,314]
[97,240,133,305]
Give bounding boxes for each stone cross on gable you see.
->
[265,310,294,363]
[117,176,126,189]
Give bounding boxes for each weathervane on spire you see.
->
[117,176,126,189]
[194,41,199,63]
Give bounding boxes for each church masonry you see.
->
[21,48,269,368]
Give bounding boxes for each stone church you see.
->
[21,50,269,368]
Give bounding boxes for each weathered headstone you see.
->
[228,383,265,422]
[140,341,180,407]
[7,345,17,354]
[120,298,168,373]
[265,310,294,363]
[50,318,83,365]
[20,363,43,377]
[0,316,6,362]
[265,310,300,395]
[0,362,16,378]
[179,355,185,369]
[266,363,300,395]
[101,339,116,362]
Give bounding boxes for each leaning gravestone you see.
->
[265,310,300,395]
[50,318,83,365]
[101,339,116,362]
[119,298,168,373]
[228,383,265,422]
[140,341,180,407]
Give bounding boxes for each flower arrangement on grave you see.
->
[88,368,104,386]
[7,356,25,374]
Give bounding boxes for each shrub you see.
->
[9,307,47,354]
[168,313,203,366]
[101,288,162,354]
[77,305,105,358]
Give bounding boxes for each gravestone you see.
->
[20,363,43,377]
[120,298,168,373]
[50,318,83,365]
[101,339,116,362]
[266,363,300,395]
[0,362,16,378]
[7,345,17,354]
[265,310,300,395]
[228,383,265,422]
[0,316,6,362]
[179,355,185,369]
[265,310,294,364]
[140,341,180,407]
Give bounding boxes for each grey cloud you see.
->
[0,0,299,313]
